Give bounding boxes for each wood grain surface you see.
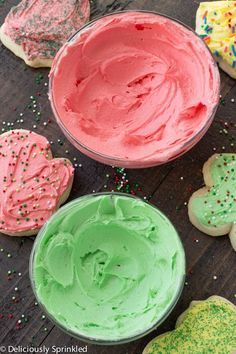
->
[0,0,235,353]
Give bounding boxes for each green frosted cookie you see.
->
[188,154,236,251]
[143,296,236,354]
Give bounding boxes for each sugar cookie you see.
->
[196,1,236,78]
[0,129,74,236]
[188,154,236,251]
[0,0,90,68]
[143,296,236,354]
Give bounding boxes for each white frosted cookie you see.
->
[143,296,236,354]
[0,0,90,68]
[0,130,74,236]
[196,1,236,78]
[188,154,236,251]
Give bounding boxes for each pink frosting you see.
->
[0,130,74,235]
[51,12,220,163]
[3,0,90,60]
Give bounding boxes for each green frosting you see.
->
[191,154,236,228]
[32,194,185,341]
[145,297,236,354]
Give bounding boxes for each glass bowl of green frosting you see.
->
[30,192,186,344]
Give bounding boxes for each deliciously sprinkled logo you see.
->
[5,345,88,353]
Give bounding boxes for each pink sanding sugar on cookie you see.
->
[0,130,74,236]
[1,0,90,62]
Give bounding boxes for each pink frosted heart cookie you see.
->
[0,129,74,236]
[0,0,90,67]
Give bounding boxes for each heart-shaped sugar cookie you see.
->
[0,129,74,236]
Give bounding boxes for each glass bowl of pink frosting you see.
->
[49,11,220,168]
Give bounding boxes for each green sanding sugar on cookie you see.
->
[145,297,236,354]
[192,154,236,227]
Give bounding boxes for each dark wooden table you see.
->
[0,0,235,353]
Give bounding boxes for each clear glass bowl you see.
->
[30,192,186,345]
[49,11,220,169]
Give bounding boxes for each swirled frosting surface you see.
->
[51,12,219,163]
[32,194,185,341]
